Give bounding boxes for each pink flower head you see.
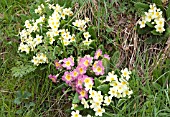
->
[92,60,105,75]
[76,65,87,75]
[78,89,88,100]
[94,49,102,59]
[78,58,89,68]
[75,75,84,89]
[62,57,74,70]
[62,71,74,85]
[48,74,57,83]
[104,54,110,60]
[71,69,79,78]
[54,60,62,69]
[79,56,93,68]
[83,75,94,85]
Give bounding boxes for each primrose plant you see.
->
[138,3,165,33]
[49,49,133,117]
[18,1,93,66]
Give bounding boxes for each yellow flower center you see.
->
[141,21,145,25]
[156,12,159,17]
[78,80,82,85]
[125,90,129,95]
[79,68,83,73]
[73,72,78,77]
[158,21,163,25]
[84,78,90,84]
[66,74,71,81]
[108,98,111,102]
[51,78,56,82]
[97,67,102,72]
[53,25,57,29]
[123,72,128,76]
[80,90,86,96]
[97,52,101,57]
[97,108,102,113]
[112,90,115,94]
[112,82,118,86]
[158,27,162,31]
[55,62,60,67]
[122,81,126,85]
[111,77,115,81]
[84,60,89,66]
[71,37,75,41]
[74,114,79,117]
[66,61,71,66]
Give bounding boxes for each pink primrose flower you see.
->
[48,74,57,83]
[75,75,84,89]
[83,75,94,85]
[71,69,79,78]
[104,54,110,60]
[76,65,87,75]
[79,56,93,68]
[54,60,62,69]
[62,71,74,85]
[92,60,105,75]
[78,89,88,100]
[94,49,102,59]
[62,57,74,70]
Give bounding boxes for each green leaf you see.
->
[20,14,28,22]
[88,26,97,39]
[29,102,35,107]
[117,99,127,107]
[11,64,37,78]
[145,36,161,44]
[14,98,21,105]
[152,0,162,6]
[106,27,113,33]
[74,105,84,110]
[165,28,170,37]
[94,78,101,88]
[151,30,162,36]
[110,51,120,66]
[16,109,23,115]
[97,84,109,94]
[72,93,80,104]
[98,45,105,52]
[167,3,170,21]
[22,91,31,99]
[137,26,152,35]
[16,91,22,98]
[134,2,149,11]
[152,82,161,90]
[140,87,151,95]
[103,112,114,117]
[102,58,110,74]
[146,22,154,28]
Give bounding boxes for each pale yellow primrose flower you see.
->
[71,104,78,110]
[121,68,131,81]
[71,110,82,117]
[138,20,146,28]
[104,96,112,106]
[94,106,105,117]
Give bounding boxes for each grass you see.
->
[0,0,170,117]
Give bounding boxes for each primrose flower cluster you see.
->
[18,1,93,66]
[70,68,133,117]
[49,49,106,98]
[138,3,165,33]
[49,49,133,117]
